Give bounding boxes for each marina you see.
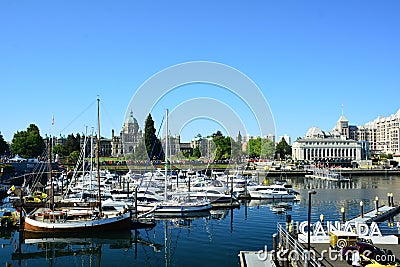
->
[1,1,399,267]
[1,174,400,266]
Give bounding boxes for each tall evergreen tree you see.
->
[65,134,80,155]
[133,141,147,160]
[211,131,231,160]
[193,146,201,158]
[0,132,9,155]
[275,138,292,160]
[144,114,164,160]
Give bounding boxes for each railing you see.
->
[277,223,325,267]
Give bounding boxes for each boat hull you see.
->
[248,191,296,199]
[24,213,132,233]
[154,203,212,217]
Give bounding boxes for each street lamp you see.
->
[308,190,317,252]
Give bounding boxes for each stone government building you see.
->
[110,111,192,158]
[111,111,143,157]
[292,109,400,165]
[54,108,399,164]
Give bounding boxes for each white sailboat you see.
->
[154,109,211,217]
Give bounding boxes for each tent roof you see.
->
[10,154,26,161]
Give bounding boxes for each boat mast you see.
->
[48,138,53,209]
[164,109,168,200]
[82,127,87,199]
[96,97,102,213]
[90,127,94,191]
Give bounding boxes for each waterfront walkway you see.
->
[240,204,400,267]
[310,243,400,267]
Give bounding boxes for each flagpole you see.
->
[51,115,54,162]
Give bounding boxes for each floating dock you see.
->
[238,251,276,267]
[347,205,400,224]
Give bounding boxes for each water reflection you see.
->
[9,229,164,266]
[247,199,295,214]
[1,175,399,267]
[278,175,400,191]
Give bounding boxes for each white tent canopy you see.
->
[9,154,27,162]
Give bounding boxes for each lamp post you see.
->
[308,190,317,252]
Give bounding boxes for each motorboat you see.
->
[248,183,299,199]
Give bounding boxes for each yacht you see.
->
[248,183,299,199]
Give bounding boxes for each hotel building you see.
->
[292,108,400,163]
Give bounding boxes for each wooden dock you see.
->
[238,251,276,267]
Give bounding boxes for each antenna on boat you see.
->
[96,96,102,213]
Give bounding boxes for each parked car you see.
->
[361,254,398,267]
[0,210,19,228]
[23,196,42,203]
[342,241,398,266]
[33,191,48,200]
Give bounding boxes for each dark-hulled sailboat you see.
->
[24,97,131,233]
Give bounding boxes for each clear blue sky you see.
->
[1,1,399,144]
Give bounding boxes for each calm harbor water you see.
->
[1,175,400,267]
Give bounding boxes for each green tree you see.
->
[275,138,292,160]
[144,114,164,160]
[0,132,9,155]
[53,144,67,157]
[182,151,191,158]
[193,146,201,158]
[67,150,80,165]
[212,131,232,160]
[65,133,81,155]
[261,138,275,159]
[247,137,275,159]
[133,141,148,160]
[10,124,45,158]
[247,137,261,158]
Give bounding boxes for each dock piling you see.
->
[360,201,364,218]
[375,196,379,214]
[272,233,277,261]
[341,207,345,223]
[390,193,394,207]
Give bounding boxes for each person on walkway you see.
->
[351,250,361,267]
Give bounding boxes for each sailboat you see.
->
[24,97,132,233]
[154,109,212,217]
